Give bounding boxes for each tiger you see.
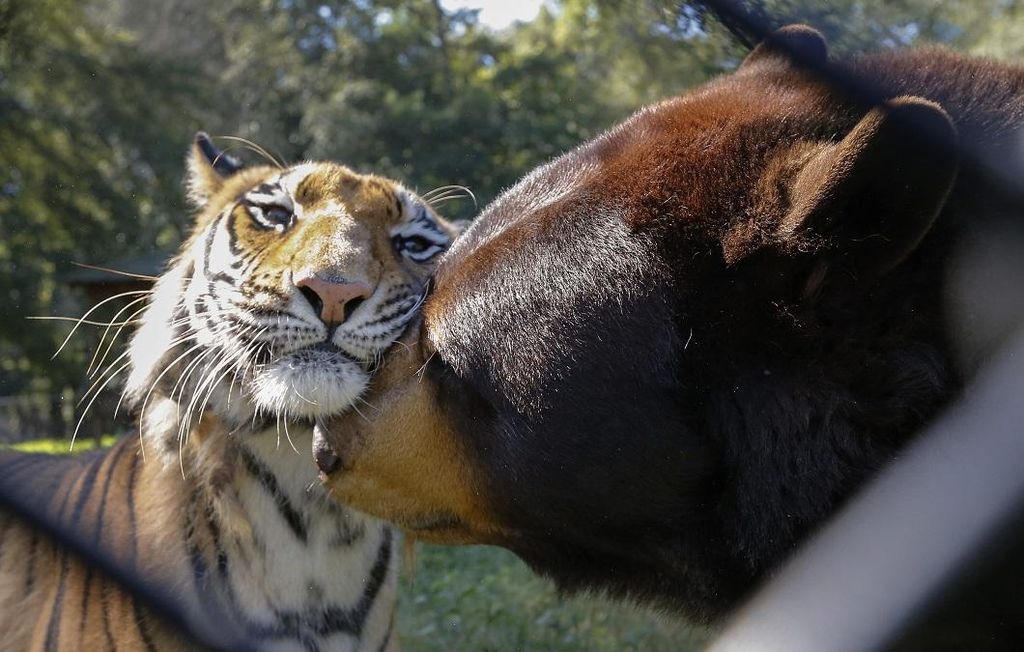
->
[0,133,460,651]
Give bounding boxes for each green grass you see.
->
[4,434,119,455]
[398,544,708,651]
[9,437,707,649]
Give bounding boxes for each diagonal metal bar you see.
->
[692,2,1024,649]
[707,328,1024,652]
[0,472,251,651]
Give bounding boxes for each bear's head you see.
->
[312,26,1007,618]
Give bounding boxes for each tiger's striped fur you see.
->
[0,134,459,651]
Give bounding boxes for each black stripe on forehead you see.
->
[291,165,349,206]
[395,212,450,242]
[414,204,443,229]
[400,201,448,241]
[245,181,286,203]
[202,213,224,267]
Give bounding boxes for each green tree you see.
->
[3,0,1020,435]
[0,0,203,423]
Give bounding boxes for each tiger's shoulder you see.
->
[0,437,204,650]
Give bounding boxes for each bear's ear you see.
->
[186,132,244,207]
[740,24,828,70]
[780,96,958,283]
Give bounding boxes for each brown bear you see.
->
[315,25,1024,632]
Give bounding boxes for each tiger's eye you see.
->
[265,206,293,226]
[402,236,431,253]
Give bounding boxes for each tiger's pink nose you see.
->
[295,273,372,326]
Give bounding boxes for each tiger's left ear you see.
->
[186,132,244,207]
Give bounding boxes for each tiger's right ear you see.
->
[186,132,244,207]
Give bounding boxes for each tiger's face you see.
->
[126,134,458,434]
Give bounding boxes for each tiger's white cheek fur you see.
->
[125,263,188,407]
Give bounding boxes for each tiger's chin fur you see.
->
[0,134,459,651]
[250,349,368,420]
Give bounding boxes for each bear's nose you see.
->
[295,273,372,326]
[312,422,341,475]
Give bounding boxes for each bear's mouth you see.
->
[312,418,469,536]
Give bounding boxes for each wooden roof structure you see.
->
[61,253,169,303]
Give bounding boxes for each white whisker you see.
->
[88,296,151,377]
[26,315,146,327]
[138,340,206,441]
[216,135,286,169]
[49,289,154,360]
[69,261,158,281]
[282,416,299,455]
[70,361,131,450]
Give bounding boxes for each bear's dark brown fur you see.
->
[318,26,1024,630]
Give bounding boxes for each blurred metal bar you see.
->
[696,2,1024,648]
[708,328,1024,652]
[0,472,246,651]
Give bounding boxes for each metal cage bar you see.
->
[696,0,1024,649]
[707,328,1024,652]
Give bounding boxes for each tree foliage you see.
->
[1,0,1018,424]
[0,0,202,401]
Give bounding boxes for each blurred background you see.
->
[1,0,1022,648]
